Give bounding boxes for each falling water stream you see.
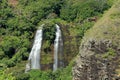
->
[25,24,44,72]
[53,24,63,71]
[25,24,63,72]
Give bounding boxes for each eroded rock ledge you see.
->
[73,39,120,80]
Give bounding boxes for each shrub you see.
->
[103,48,116,58]
[0,49,5,59]
[43,23,56,44]
[0,36,21,58]
[0,70,15,80]
[16,73,30,80]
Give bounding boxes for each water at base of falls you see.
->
[25,25,44,72]
[53,24,63,71]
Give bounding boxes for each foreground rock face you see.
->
[73,40,120,80]
[73,1,120,80]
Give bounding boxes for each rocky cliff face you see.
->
[60,24,80,66]
[73,1,120,80]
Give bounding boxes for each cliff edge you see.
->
[73,1,120,80]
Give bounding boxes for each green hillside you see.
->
[0,0,116,80]
[73,0,120,80]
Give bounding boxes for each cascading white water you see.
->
[53,24,63,71]
[25,25,44,72]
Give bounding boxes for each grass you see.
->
[83,0,120,47]
[102,48,116,59]
[79,0,120,77]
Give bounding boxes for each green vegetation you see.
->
[43,23,56,46]
[15,61,73,80]
[60,0,112,22]
[0,70,15,80]
[0,0,114,79]
[102,48,116,59]
[82,0,120,60]
[110,13,120,19]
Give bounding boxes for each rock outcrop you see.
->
[73,1,120,80]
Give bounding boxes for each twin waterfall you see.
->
[25,24,63,72]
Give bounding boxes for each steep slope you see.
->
[73,1,120,80]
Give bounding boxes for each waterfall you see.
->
[53,24,63,71]
[25,24,44,72]
[25,24,63,72]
